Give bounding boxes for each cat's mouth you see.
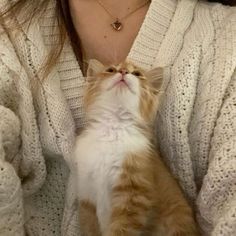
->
[116,78,128,86]
[108,75,135,94]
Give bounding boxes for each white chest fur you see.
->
[73,114,148,233]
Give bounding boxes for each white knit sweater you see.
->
[0,0,235,235]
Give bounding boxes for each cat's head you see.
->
[84,59,163,123]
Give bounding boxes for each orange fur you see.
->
[78,60,200,236]
[79,200,101,236]
[105,149,199,236]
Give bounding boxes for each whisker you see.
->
[139,88,151,96]
[84,76,97,82]
[139,86,165,96]
[84,82,97,87]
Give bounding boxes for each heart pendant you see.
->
[111,20,123,31]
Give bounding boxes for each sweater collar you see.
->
[127,0,198,69]
[127,0,177,69]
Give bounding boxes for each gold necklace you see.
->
[96,0,151,31]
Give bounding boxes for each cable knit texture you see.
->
[0,0,235,235]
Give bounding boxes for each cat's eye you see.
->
[106,67,117,73]
[132,71,142,77]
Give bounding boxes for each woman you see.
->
[0,0,235,235]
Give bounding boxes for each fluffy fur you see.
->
[73,60,200,236]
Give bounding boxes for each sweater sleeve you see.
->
[0,19,25,235]
[0,67,25,235]
[197,69,236,235]
[196,7,236,235]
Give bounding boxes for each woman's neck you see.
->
[69,0,151,65]
[95,0,150,16]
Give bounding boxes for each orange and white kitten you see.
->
[73,60,200,236]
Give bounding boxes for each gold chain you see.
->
[95,0,151,31]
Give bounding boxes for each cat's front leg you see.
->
[78,200,101,236]
[104,192,152,236]
[104,154,154,236]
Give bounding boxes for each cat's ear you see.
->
[146,67,163,91]
[87,59,105,77]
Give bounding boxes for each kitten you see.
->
[73,60,200,236]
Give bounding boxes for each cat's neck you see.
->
[87,106,135,127]
[86,106,145,141]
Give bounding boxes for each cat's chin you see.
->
[114,84,134,95]
[114,79,129,89]
[108,79,135,94]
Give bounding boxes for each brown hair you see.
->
[209,0,236,4]
[1,0,235,77]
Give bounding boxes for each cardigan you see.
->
[0,0,236,235]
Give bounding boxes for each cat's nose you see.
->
[119,69,128,75]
